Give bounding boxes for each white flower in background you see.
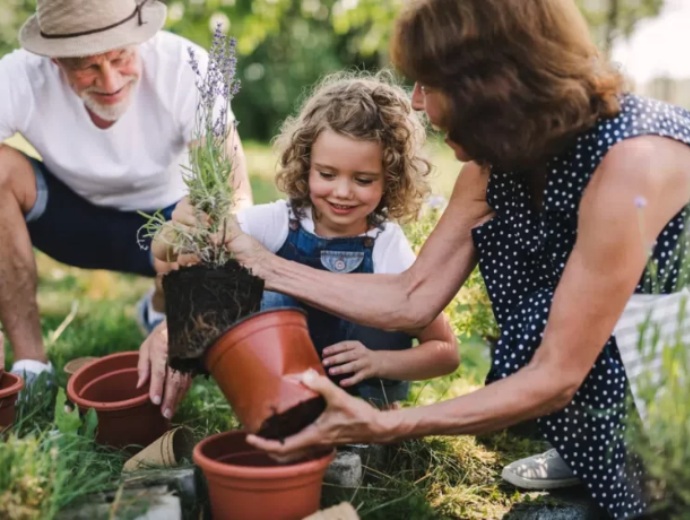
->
[427,194,447,210]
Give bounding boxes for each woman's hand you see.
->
[245,369,390,462]
[321,341,381,387]
[137,320,192,419]
[221,214,272,276]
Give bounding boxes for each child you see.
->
[155,72,459,408]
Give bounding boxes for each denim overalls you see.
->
[261,216,412,407]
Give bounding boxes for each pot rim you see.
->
[193,430,334,479]
[0,371,24,399]
[67,352,149,411]
[204,306,308,354]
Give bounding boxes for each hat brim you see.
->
[19,2,166,58]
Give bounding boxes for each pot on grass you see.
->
[0,371,23,432]
[193,430,335,520]
[163,260,264,373]
[67,351,170,449]
[205,307,327,439]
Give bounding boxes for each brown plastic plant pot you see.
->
[193,430,335,520]
[204,307,327,440]
[0,371,23,432]
[66,351,170,449]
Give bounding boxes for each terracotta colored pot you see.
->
[0,372,23,432]
[67,351,170,449]
[194,430,335,520]
[205,308,326,439]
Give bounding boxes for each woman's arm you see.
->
[386,136,690,437]
[321,313,460,385]
[247,136,690,458]
[230,161,493,330]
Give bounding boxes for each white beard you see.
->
[80,78,137,122]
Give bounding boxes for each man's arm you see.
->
[227,128,252,211]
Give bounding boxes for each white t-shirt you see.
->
[0,31,222,211]
[237,200,417,274]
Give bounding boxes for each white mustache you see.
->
[82,75,137,97]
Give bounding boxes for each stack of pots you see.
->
[195,308,334,520]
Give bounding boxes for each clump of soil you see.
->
[257,396,326,440]
[163,260,264,373]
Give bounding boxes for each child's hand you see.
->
[321,341,382,387]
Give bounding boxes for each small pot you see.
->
[193,430,335,520]
[0,372,23,432]
[67,351,170,449]
[205,308,326,439]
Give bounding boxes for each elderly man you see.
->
[0,0,252,386]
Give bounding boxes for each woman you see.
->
[190,0,690,517]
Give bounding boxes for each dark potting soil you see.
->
[163,260,264,373]
[256,395,327,440]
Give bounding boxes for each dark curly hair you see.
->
[391,0,625,172]
[274,71,431,226]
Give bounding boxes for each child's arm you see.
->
[321,312,459,387]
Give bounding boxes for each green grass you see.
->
[0,136,551,519]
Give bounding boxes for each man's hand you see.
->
[245,369,387,462]
[321,341,382,387]
[137,320,192,419]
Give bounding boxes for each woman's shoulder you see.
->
[587,94,690,149]
[542,94,690,213]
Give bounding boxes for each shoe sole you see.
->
[501,467,581,490]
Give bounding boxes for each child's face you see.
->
[308,129,385,237]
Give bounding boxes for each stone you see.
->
[56,485,181,520]
[123,466,196,507]
[302,501,360,520]
[339,443,388,471]
[504,486,608,520]
[324,451,363,487]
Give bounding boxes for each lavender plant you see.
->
[140,24,240,267]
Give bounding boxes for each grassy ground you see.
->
[1,136,548,519]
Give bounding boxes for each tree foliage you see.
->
[576,0,664,54]
[0,0,667,140]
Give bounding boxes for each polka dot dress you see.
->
[471,95,690,519]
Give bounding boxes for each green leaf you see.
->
[81,408,99,440]
[54,388,82,436]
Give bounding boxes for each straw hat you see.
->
[19,0,167,58]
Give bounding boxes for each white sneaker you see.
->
[501,448,581,490]
[11,359,55,401]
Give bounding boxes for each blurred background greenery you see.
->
[0,0,666,143]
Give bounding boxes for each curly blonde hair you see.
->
[274,71,431,226]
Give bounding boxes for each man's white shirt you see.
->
[0,31,224,210]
